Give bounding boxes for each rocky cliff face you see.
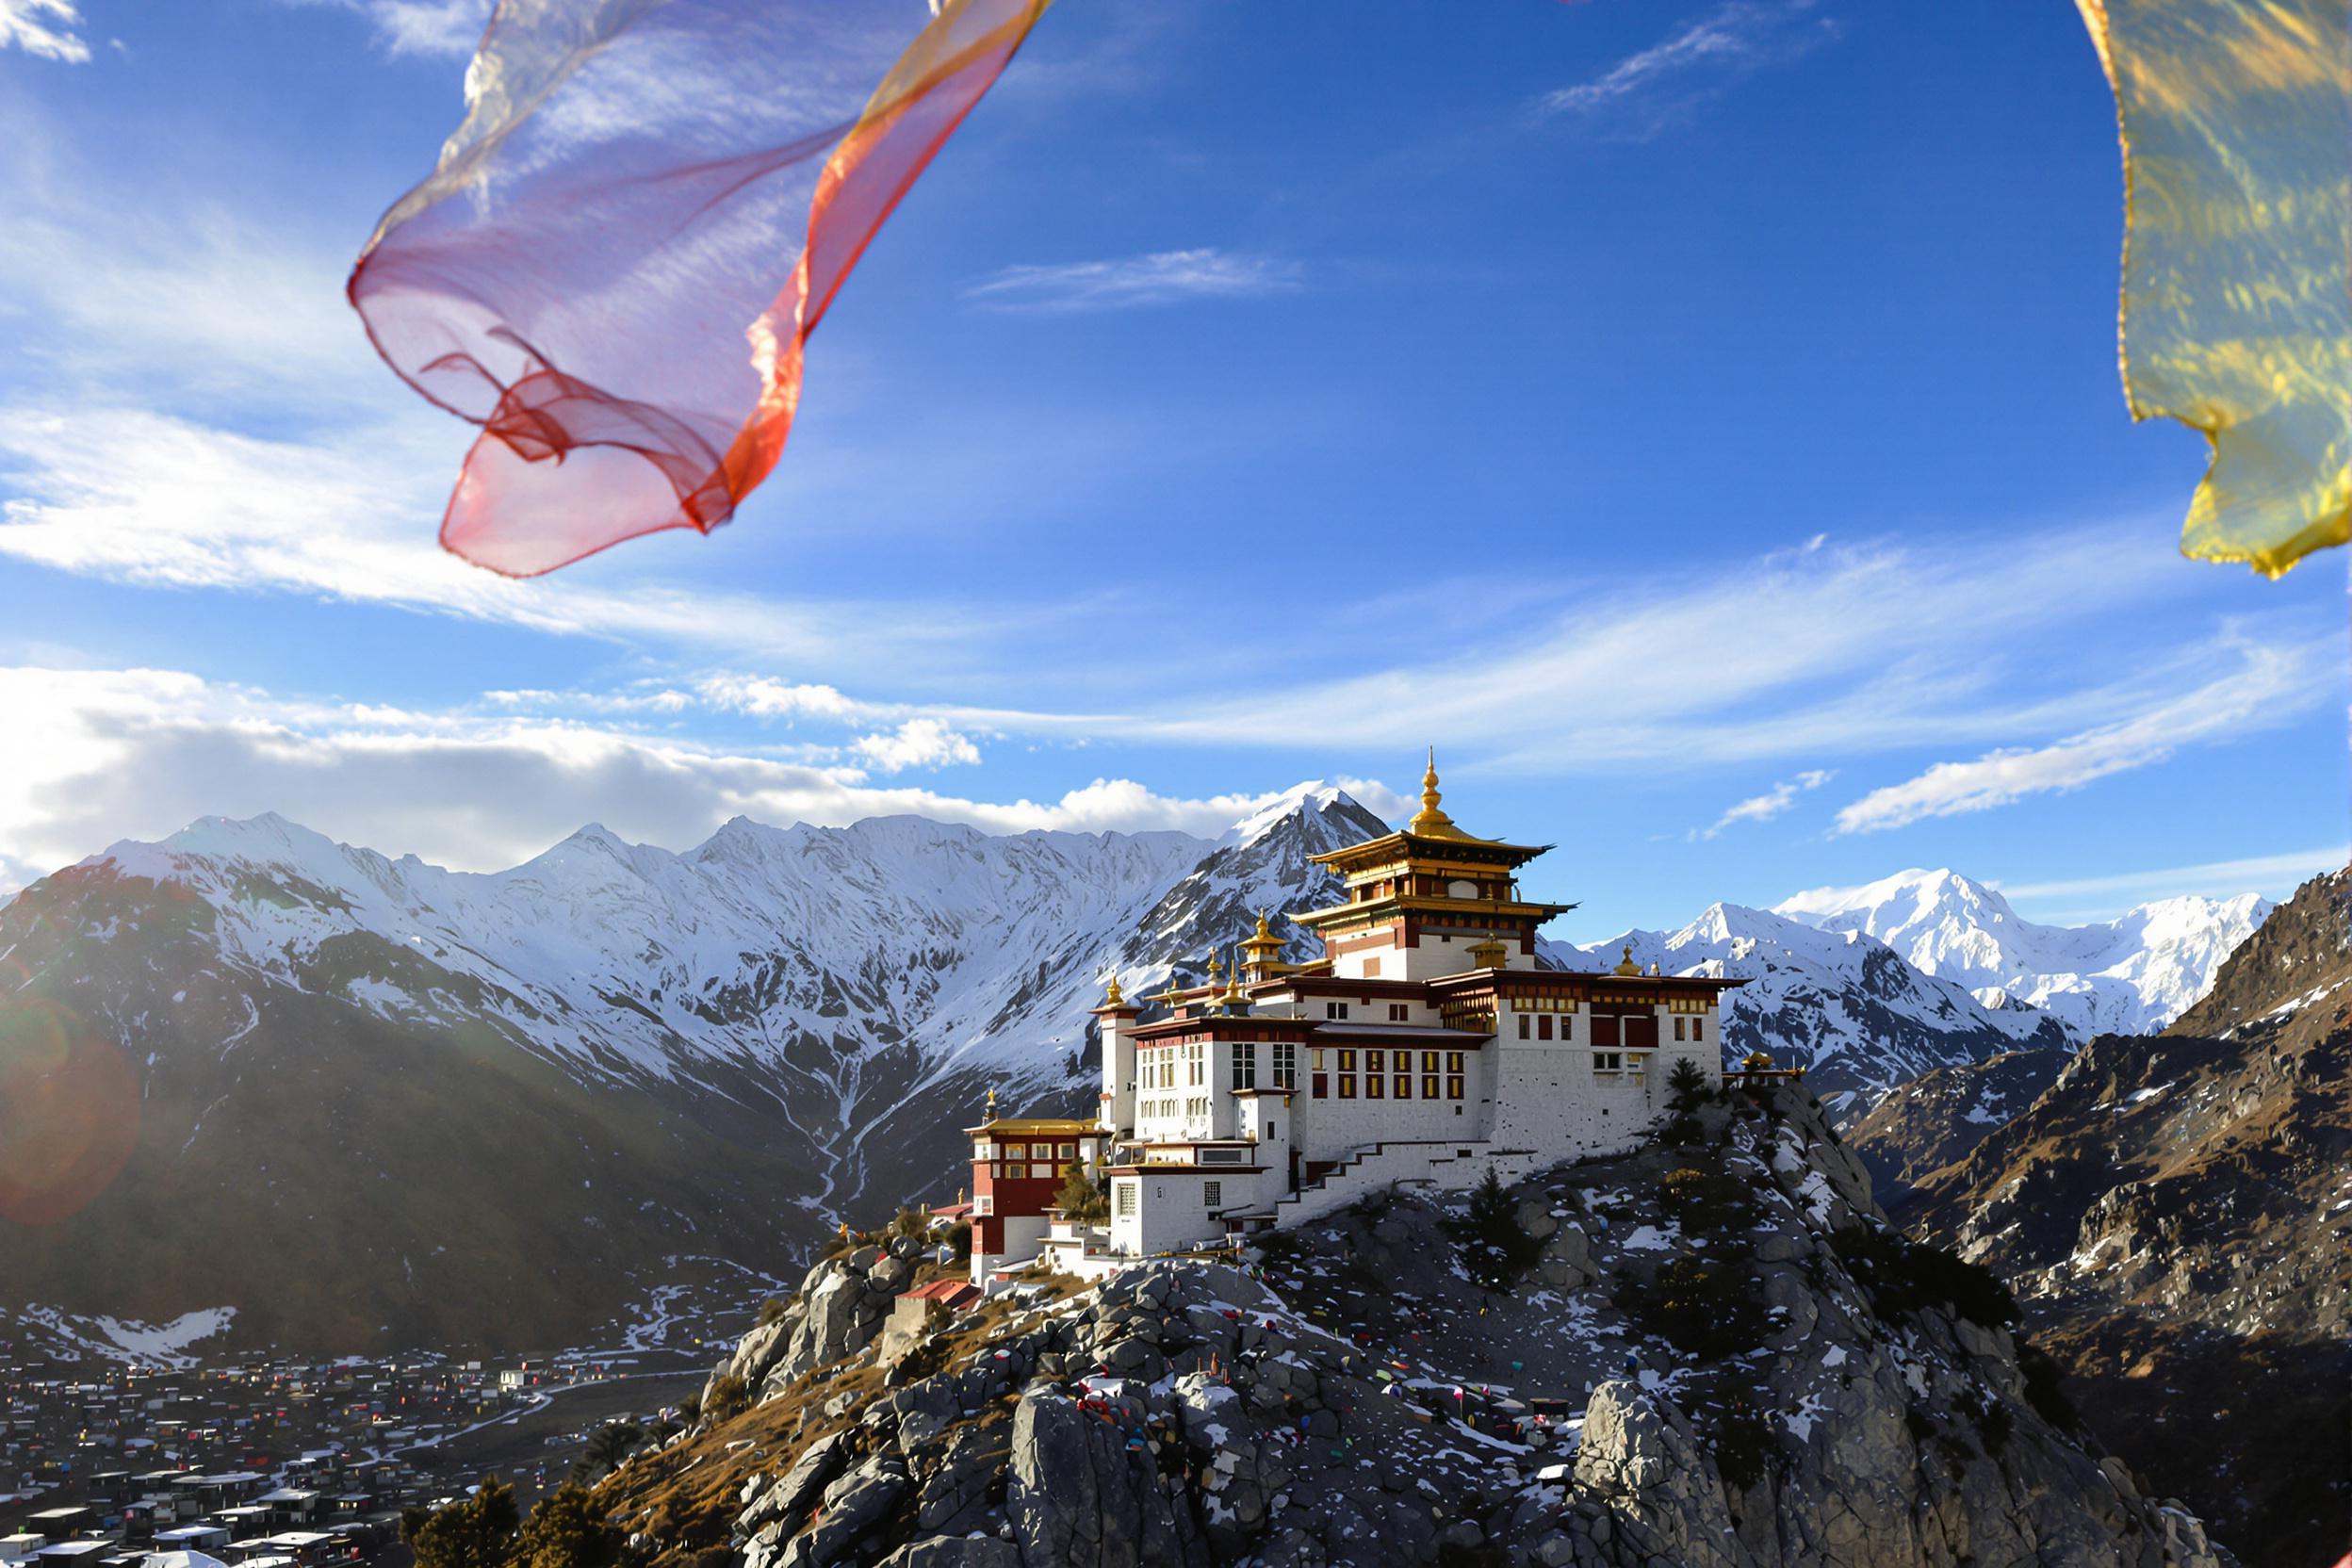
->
[1844,1048,2067,1200]
[1891,866,2351,1566]
[602,1085,2235,1568]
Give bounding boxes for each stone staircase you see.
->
[1220,1138,1545,1234]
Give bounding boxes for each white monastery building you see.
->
[964,757,1741,1282]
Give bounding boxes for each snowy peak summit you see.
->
[1772,866,2271,1037]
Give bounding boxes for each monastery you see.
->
[960,757,1743,1286]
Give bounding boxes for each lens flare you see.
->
[0,999,139,1227]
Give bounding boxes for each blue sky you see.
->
[0,0,2343,936]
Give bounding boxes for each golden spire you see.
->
[1103,973,1125,1007]
[1408,745,1462,838]
[1253,909,1272,942]
[1161,972,1189,1009]
[1613,943,1640,976]
[986,1086,998,1112]
[1206,949,1224,986]
[1221,946,1246,1010]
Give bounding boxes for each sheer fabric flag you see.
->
[351,0,1050,578]
[2077,0,2352,577]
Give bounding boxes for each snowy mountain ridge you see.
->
[1772,866,2271,1037]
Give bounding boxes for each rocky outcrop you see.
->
[708,1237,935,1413]
[1894,866,2351,1566]
[630,1080,2238,1568]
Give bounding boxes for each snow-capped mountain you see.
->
[0,790,2267,1350]
[1773,867,2271,1037]
[1545,905,2075,1113]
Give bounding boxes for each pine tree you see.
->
[1448,1167,1539,1292]
[514,1485,625,1568]
[1667,1056,1710,1113]
[400,1477,519,1568]
[581,1422,643,1478]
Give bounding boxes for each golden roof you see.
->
[1240,909,1285,954]
[966,1117,1104,1136]
[1102,973,1125,1007]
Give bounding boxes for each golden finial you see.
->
[1613,943,1640,976]
[1206,949,1224,985]
[986,1086,997,1113]
[1221,947,1246,1009]
[1162,972,1188,1008]
[1254,909,1272,942]
[1104,973,1125,1007]
[1408,745,1460,837]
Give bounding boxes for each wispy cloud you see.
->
[272,0,488,58]
[1832,638,2322,834]
[1535,0,1835,135]
[0,0,90,62]
[1696,768,1833,839]
[963,249,1301,313]
[1994,846,2347,906]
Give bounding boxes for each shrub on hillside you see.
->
[1618,1257,1769,1361]
[703,1374,750,1424]
[513,1485,625,1568]
[1711,1396,1775,1490]
[1054,1162,1110,1223]
[947,1221,972,1262]
[401,1477,518,1568]
[2017,1341,2081,1429]
[1446,1167,1542,1291]
[1658,1167,1755,1233]
[1831,1225,2018,1329]
[756,1297,791,1328]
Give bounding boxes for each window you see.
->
[1389,1003,1410,1022]
[1326,1002,1349,1020]
[1203,1181,1222,1208]
[1337,1049,1357,1072]
[1200,1146,1244,1165]
[976,1195,993,1216]
[1114,1182,1137,1217]
[1446,1051,1465,1073]
[1517,1015,1530,1039]
[1674,1017,1686,1042]
[1059,1142,1076,1158]
[1421,1051,1440,1073]
[1422,1074,1440,1100]
[1446,1075,1465,1101]
[1339,1073,1356,1099]
[1183,1042,1206,1086]
[1366,1073,1383,1099]
[973,1141,995,1161]
[1692,1017,1705,1042]
[1312,1072,1328,1099]
[1394,1072,1412,1100]
[1537,1015,1553,1040]
[1594,1051,1623,1074]
[1310,1049,1326,1070]
[1270,1041,1297,1088]
[1034,1163,1056,1181]
[1231,1041,1256,1091]
[1559,1014,1575,1041]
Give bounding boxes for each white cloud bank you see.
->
[0,665,1399,892]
